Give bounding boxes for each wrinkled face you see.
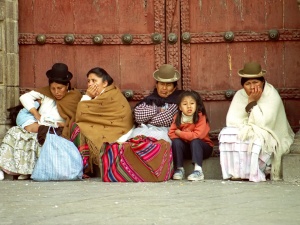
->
[156,82,176,98]
[50,82,68,100]
[179,96,197,116]
[87,73,108,94]
[243,79,264,96]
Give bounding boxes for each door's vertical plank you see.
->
[154,0,166,68]
[166,0,181,72]
[180,0,191,90]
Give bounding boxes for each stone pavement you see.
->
[1,179,300,225]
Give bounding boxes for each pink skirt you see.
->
[219,127,271,182]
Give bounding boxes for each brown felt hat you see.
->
[46,63,73,82]
[153,64,181,82]
[238,62,266,78]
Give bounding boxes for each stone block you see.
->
[5,21,18,54]
[282,154,300,182]
[0,1,5,21]
[6,53,19,85]
[290,131,300,153]
[5,0,18,21]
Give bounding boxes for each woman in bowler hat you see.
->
[219,62,294,182]
[89,64,183,182]
[0,63,82,180]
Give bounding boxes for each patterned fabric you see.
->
[134,102,178,127]
[70,123,90,173]
[219,127,271,182]
[99,135,174,182]
[0,126,42,175]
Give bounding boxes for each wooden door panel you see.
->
[284,42,300,87]
[19,0,167,101]
[181,0,300,132]
[189,0,282,32]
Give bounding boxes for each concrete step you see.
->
[183,157,222,180]
[92,157,223,180]
[282,130,300,182]
[282,153,300,182]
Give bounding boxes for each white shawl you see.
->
[226,82,295,180]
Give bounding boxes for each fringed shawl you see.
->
[226,82,295,180]
[36,86,82,139]
[76,84,134,150]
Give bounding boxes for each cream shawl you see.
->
[226,82,295,180]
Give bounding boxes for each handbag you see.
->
[31,127,83,181]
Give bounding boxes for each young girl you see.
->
[168,90,214,181]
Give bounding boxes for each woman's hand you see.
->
[248,85,263,103]
[86,84,99,99]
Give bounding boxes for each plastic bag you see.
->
[31,127,83,181]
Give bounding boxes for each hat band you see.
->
[242,71,264,76]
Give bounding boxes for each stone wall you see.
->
[0,0,19,141]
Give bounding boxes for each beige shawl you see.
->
[76,84,133,150]
[226,82,294,180]
[36,86,82,139]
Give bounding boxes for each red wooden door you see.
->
[18,0,299,134]
[179,0,300,134]
[18,0,175,105]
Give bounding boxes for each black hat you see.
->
[46,63,73,82]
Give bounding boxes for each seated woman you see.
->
[219,62,295,182]
[130,64,183,142]
[0,63,82,180]
[99,64,183,182]
[71,67,134,178]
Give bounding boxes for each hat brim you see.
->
[238,70,266,78]
[153,70,181,82]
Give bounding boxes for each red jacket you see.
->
[168,112,214,147]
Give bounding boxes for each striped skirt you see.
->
[100,135,174,182]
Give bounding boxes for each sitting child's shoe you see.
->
[173,168,185,180]
[187,170,204,181]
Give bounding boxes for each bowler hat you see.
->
[238,62,266,78]
[153,64,181,82]
[46,63,73,82]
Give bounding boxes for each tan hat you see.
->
[238,62,266,78]
[153,64,181,82]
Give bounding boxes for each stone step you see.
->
[92,157,223,180]
[183,157,222,180]
[282,153,300,182]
